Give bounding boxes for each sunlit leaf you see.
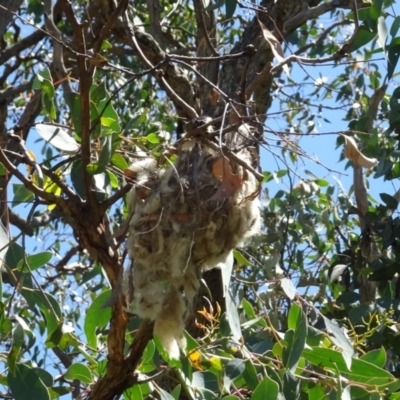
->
[377,16,388,50]
[35,124,80,153]
[65,363,93,384]
[281,278,297,300]
[251,376,279,400]
[225,292,242,341]
[16,252,52,272]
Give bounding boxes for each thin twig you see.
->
[123,12,198,119]
[63,0,96,206]
[200,137,264,181]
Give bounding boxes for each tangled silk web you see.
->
[125,124,261,358]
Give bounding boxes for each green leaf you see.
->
[146,133,160,144]
[314,179,329,187]
[12,184,34,207]
[48,386,72,399]
[158,387,175,400]
[84,290,112,348]
[241,298,256,319]
[4,242,25,270]
[70,160,86,199]
[391,16,400,38]
[16,252,52,272]
[380,192,398,210]
[251,376,279,400]
[223,359,245,392]
[195,388,219,400]
[35,124,80,153]
[101,40,112,50]
[262,171,273,183]
[0,162,5,175]
[233,250,252,266]
[170,385,181,400]
[87,137,113,175]
[349,360,399,392]
[303,347,349,372]
[282,304,307,373]
[107,170,119,188]
[32,68,52,90]
[8,363,50,400]
[303,346,398,391]
[101,116,117,128]
[33,368,53,387]
[225,0,236,19]
[141,340,155,364]
[21,289,61,337]
[369,0,383,21]
[65,363,93,384]
[242,361,259,391]
[276,170,288,178]
[282,371,299,400]
[192,371,219,392]
[71,93,82,137]
[225,292,242,341]
[41,78,54,99]
[307,383,326,400]
[111,153,129,171]
[360,347,386,368]
[388,39,400,80]
[14,315,35,350]
[46,323,77,349]
[124,384,143,400]
[91,82,121,133]
[348,26,376,53]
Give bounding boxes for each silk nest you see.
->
[125,124,261,358]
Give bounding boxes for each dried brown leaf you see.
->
[343,135,378,168]
[258,19,290,78]
[210,155,242,201]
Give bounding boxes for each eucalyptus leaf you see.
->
[65,363,93,384]
[8,364,50,400]
[281,278,297,300]
[225,292,242,341]
[36,124,80,153]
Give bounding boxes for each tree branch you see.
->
[0,148,65,207]
[193,0,219,115]
[99,183,131,214]
[146,0,164,49]
[0,83,31,102]
[122,13,197,120]
[62,0,96,207]
[43,0,73,103]
[284,0,370,34]
[0,0,23,36]
[8,208,64,236]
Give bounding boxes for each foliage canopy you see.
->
[1,0,400,399]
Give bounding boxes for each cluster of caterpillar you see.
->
[125,125,261,358]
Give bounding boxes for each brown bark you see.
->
[193,0,219,116]
[0,0,23,37]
